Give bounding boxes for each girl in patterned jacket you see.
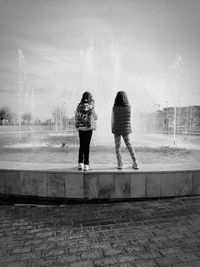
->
[75,91,97,171]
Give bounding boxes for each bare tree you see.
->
[22,112,32,125]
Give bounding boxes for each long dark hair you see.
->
[80,91,94,104]
[114,91,130,107]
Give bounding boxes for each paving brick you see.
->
[162,239,179,248]
[46,248,66,258]
[0,239,23,248]
[0,248,8,257]
[31,259,64,267]
[46,236,65,243]
[69,246,88,254]
[90,243,111,251]
[4,262,30,267]
[124,246,145,254]
[134,260,159,267]
[180,245,200,253]
[139,251,161,260]
[94,256,118,266]
[110,240,131,248]
[194,261,200,267]
[24,239,43,246]
[20,252,40,260]
[80,251,102,260]
[57,240,77,248]
[12,246,31,254]
[93,225,111,231]
[116,234,133,241]
[178,253,200,262]
[150,236,169,243]
[130,238,149,246]
[102,247,124,256]
[34,243,56,251]
[111,223,128,229]
[118,263,133,267]
[159,247,183,256]
[117,254,140,263]
[35,232,54,238]
[70,261,95,267]
[27,227,43,234]
[144,242,165,251]
[167,233,186,240]
[57,254,80,264]
[173,263,196,267]
[182,237,200,245]
[0,255,18,263]
[155,256,180,266]
[77,238,97,246]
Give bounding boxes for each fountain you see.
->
[0,44,200,201]
[0,45,199,159]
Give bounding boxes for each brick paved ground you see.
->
[0,196,200,267]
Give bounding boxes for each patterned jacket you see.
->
[75,102,94,130]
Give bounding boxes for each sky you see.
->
[0,0,200,120]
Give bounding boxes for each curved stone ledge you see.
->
[0,163,200,200]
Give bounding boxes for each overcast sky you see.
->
[0,0,200,119]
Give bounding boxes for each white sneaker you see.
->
[117,165,123,170]
[78,163,83,170]
[83,164,90,171]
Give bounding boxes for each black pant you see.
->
[78,130,93,165]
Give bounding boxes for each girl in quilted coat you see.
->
[111,91,139,169]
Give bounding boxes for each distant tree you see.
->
[22,112,32,125]
[0,106,12,125]
[68,116,75,130]
[52,106,67,130]
[0,108,6,125]
[34,117,41,125]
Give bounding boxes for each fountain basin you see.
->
[0,161,199,201]
[0,130,200,201]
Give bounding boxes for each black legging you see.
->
[78,130,93,165]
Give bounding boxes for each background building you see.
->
[145,106,200,135]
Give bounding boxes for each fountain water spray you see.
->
[17,49,32,141]
[17,49,25,140]
[80,40,121,144]
[170,54,184,146]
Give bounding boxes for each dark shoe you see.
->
[78,163,83,170]
[117,165,123,170]
[132,162,139,169]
